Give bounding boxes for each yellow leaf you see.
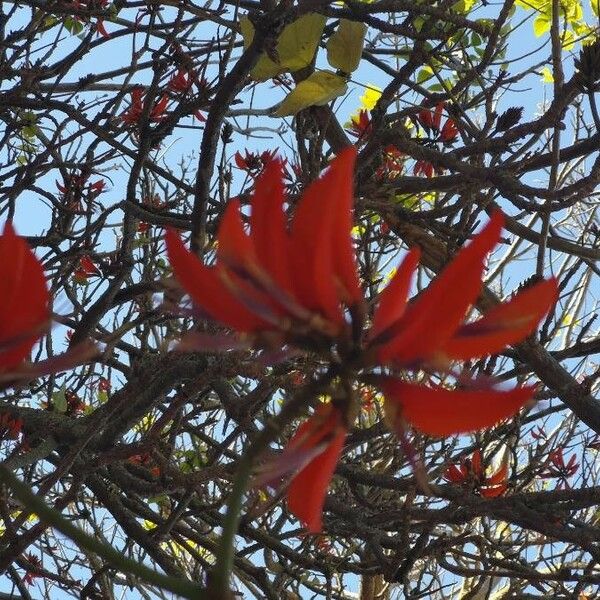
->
[326,19,367,74]
[591,0,600,17]
[541,66,554,83]
[561,29,576,50]
[533,13,550,36]
[275,70,347,116]
[359,84,381,110]
[240,13,326,82]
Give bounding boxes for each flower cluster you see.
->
[445,450,508,498]
[121,87,169,126]
[166,147,558,531]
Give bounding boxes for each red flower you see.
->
[168,69,194,93]
[413,159,435,178]
[418,101,444,131]
[166,147,558,532]
[541,448,578,489]
[0,412,23,439]
[0,223,49,370]
[445,450,508,498]
[440,118,459,143]
[376,145,405,180]
[347,110,372,140]
[74,255,100,283]
[22,553,42,586]
[121,88,168,125]
[418,101,459,144]
[234,149,280,176]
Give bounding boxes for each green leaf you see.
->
[52,387,68,413]
[274,70,347,116]
[240,13,326,81]
[417,65,434,84]
[64,15,84,35]
[326,19,367,74]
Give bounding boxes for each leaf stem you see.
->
[209,372,334,597]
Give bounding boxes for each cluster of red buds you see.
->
[234,149,282,177]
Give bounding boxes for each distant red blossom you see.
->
[347,110,372,140]
[445,449,508,498]
[121,88,169,125]
[22,553,42,586]
[0,412,23,440]
[166,147,558,532]
[541,448,579,489]
[234,149,281,177]
[417,101,459,144]
[74,255,100,284]
[376,145,405,180]
[413,159,435,178]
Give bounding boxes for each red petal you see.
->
[0,223,50,369]
[250,160,294,296]
[287,407,346,533]
[444,464,466,483]
[290,153,353,326]
[433,102,444,130]
[381,378,534,436]
[376,211,505,365]
[487,461,508,486]
[440,278,558,360]
[165,228,266,332]
[370,248,421,341]
[234,151,247,170]
[217,199,255,269]
[95,18,109,38]
[329,147,362,306]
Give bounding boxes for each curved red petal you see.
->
[165,228,266,332]
[441,277,558,360]
[370,248,421,341]
[0,223,50,369]
[250,160,294,296]
[377,211,505,365]
[290,153,355,326]
[381,378,534,436]
[287,419,346,533]
[444,464,466,483]
[217,199,255,269]
[487,461,508,486]
[329,147,362,306]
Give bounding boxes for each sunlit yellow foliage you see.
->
[240,13,326,81]
[275,71,347,116]
[359,85,382,110]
